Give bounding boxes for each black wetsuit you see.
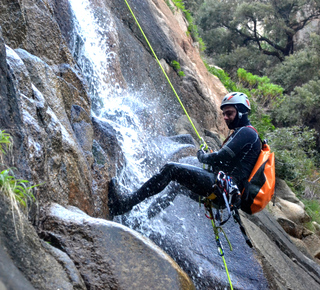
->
[198,125,261,189]
[109,121,261,216]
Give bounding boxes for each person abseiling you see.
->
[108,92,261,216]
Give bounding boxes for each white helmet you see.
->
[220,92,251,111]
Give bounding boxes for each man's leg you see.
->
[109,162,216,216]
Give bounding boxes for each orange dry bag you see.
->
[241,128,276,214]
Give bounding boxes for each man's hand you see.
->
[197,149,205,162]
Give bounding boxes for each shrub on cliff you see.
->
[0,130,37,214]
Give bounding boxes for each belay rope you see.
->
[204,200,234,290]
[123,0,208,150]
[122,0,240,288]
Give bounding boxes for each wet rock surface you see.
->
[0,0,320,289]
[126,194,269,290]
[0,193,86,290]
[40,203,195,290]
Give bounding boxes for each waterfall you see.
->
[68,0,191,230]
[69,0,149,187]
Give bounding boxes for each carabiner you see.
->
[199,137,208,151]
[216,238,225,256]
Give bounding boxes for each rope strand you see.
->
[123,0,207,148]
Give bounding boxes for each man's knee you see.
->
[161,162,179,175]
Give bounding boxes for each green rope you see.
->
[123,0,207,148]
[209,206,234,290]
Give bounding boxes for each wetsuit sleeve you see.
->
[197,127,259,167]
[197,147,232,166]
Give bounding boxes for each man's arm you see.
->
[197,127,259,167]
[197,147,232,166]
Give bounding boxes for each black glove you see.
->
[197,149,205,162]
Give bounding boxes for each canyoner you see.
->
[118,0,276,289]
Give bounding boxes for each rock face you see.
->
[118,164,320,290]
[243,210,320,290]
[0,193,86,290]
[1,0,320,289]
[268,178,320,265]
[40,203,195,290]
[0,0,227,219]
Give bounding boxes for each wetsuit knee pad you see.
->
[160,162,178,175]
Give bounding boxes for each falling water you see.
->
[68,0,190,225]
[69,0,148,187]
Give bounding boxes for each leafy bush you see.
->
[0,168,36,213]
[237,68,284,106]
[302,199,320,231]
[208,46,277,79]
[265,126,318,193]
[272,79,320,128]
[170,60,185,77]
[169,0,206,51]
[165,0,175,13]
[205,64,237,92]
[269,34,320,93]
[0,130,12,156]
[205,64,275,139]
[0,130,38,213]
[171,60,181,71]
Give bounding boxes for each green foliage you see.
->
[249,111,275,141]
[171,60,181,71]
[170,0,206,51]
[170,60,185,77]
[182,0,205,12]
[165,0,175,14]
[302,199,320,228]
[210,46,279,80]
[193,0,320,90]
[0,168,36,213]
[265,126,318,193]
[206,64,275,138]
[272,79,320,128]
[0,130,12,156]
[237,68,284,105]
[205,63,237,92]
[269,34,320,93]
[196,0,320,61]
[172,0,184,10]
[0,130,38,213]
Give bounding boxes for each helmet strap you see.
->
[235,105,248,119]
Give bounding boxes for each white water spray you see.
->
[68,0,193,232]
[69,0,156,191]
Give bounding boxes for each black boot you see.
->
[108,169,170,217]
[108,178,134,217]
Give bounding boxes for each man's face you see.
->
[222,105,237,127]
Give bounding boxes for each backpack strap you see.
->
[233,209,253,248]
[246,125,258,134]
[247,125,269,147]
[241,125,261,202]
